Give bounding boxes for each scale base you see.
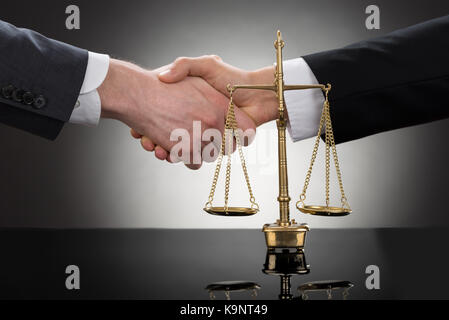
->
[262,220,309,250]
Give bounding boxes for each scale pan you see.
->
[203,206,259,216]
[298,205,351,216]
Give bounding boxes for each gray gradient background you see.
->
[0,0,449,228]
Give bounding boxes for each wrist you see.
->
[99,59,143,121]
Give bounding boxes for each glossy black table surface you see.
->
[0,228,447,300]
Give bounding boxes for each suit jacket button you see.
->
[33,95,46,109]
[22,91,34,105]
[12,89,25,102]
[1,85,15,99]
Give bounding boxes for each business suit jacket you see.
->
[303,15,449,144]
[0,20,88,140]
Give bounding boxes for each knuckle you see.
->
[205,55,219,65]
[174,56,189,66]
[198,55,219,67]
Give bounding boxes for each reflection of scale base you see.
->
[262,248,310,300]
[263,219,309,250]
[206,248,354,300]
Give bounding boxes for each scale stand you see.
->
[204,31,351,250]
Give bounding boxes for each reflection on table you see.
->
[206,248,353,300]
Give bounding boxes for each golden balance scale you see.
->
[204,31,351,250]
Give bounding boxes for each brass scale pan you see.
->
[204,207,258,216]
[298,205,351,217]
[204,206,351,217]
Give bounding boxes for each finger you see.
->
[140,136,155,152]
[130,128,143,139]
[166,153,174,163]
[185,162,202,170]
[155,145,169,160]
[152,63,172,75]
[158,55,221,83]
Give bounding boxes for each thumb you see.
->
[158,65,188,83]
[158,55,220,83]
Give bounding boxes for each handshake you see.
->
[98,56,279,170]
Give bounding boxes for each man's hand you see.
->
[99,59,256,169]
[159,56,279,126]
[132,55,279,160]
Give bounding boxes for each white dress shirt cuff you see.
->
[283,57,325,142]
[69,51,110,126]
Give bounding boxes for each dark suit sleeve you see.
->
[0,20,88,140]
[303,15,449,144]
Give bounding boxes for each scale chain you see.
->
[205,134,225,208]
[296,85,350,210]
[234,119,259,210]
[325,100,331,208]
[224,96,235,211]
[205,97,230,208]
[205,91,259,211]
[323,90,350,210]
[296,94,327,208]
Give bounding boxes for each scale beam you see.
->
[230,84,324,92]
[230,85,277,92]
[284,84,326,91]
